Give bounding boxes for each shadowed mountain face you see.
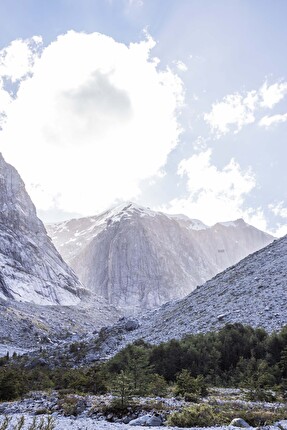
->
[47,202,273,314]
[0,153,86,305]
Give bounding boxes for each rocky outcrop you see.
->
[0,153,86,305]
[47,202,273,313]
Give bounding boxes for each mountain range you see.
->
[47,202,273,314]
[0,152,283,358]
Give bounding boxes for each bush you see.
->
[0,369,26,400]
[147,374,168,397]
[167,404,218,427]
[174,370,208,398]
[102,398,137,418]
[58,395,86,416]
[244,388,277,402]
[235,409,286,427]
[183,392,200,402]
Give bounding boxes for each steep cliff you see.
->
[47,202,273,313]
[0,154,86,305]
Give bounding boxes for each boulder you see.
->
[129,414,162,426]
[230,418,250,428]
[146,416,162,426]
[125,319,139,331]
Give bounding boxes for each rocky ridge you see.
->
[47,202,273,314]
[0,153,87,305]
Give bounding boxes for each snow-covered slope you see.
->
[47,202,273,313]
[0,153,86,305]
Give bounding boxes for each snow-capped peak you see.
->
[104,201,157,220]
[166,213,208,230]
[217,218,246,228]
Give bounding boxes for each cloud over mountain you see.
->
[0,31,183,218]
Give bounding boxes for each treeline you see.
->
[1,323,287,401]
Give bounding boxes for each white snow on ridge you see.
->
[166,213,209,230]
[218,221,237,228]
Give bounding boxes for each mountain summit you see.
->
[0,154,86,305]
[47,202,273,313]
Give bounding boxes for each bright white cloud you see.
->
[269,201,287,218]
[205,80,287,137]
[160,149,257,226]
[0,31,184,217]
[0,36,42,82]
[175,60,188,72]
[128,0,143,6]
[241,207,269,234]
[259,112,287,128]
[0,79,13,129]
[273,225,287,237]
[260,81,287,109]
[204,91,258,137]
[268,202,287,237]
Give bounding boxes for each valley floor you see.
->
[1,414,287,430]
[1,389,287,430]
[0,414,230,430]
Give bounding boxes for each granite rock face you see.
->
[0,153,86,305]
[80,235,287,360]
[47,202,273,313]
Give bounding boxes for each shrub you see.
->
[174,370,208,398]
[147,374,168,397]
[0,369,26,400]
[244,388,277,402]
[58,395,85,416]
[167,404,217,427]
[183,392,200,402]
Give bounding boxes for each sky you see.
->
[0,0,286,236]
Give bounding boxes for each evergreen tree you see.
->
[111,370,133,408]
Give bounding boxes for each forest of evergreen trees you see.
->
[1,323,287,402]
